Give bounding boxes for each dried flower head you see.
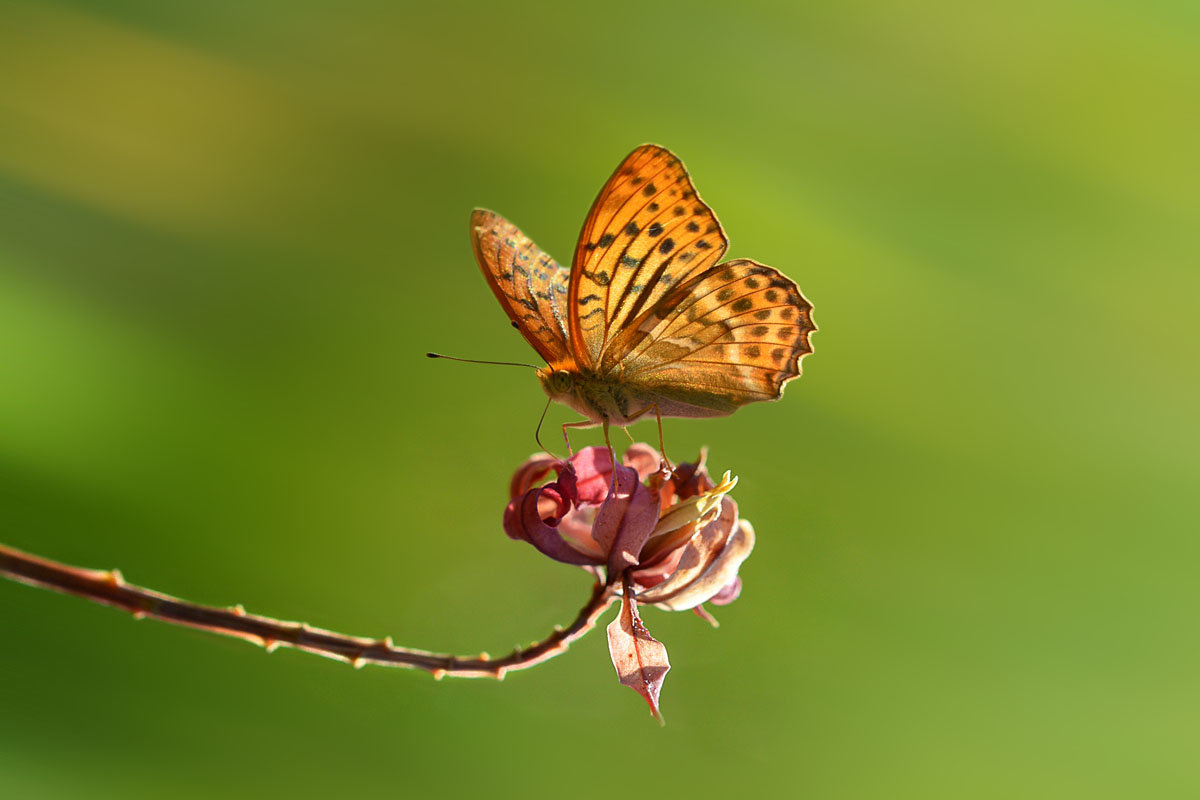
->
[504,444,755,721]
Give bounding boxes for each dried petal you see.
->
[592,464,659,576]
[622,444,664,482]
[639,470,738,565]
[606,590,670,724]
[645,518,755,611]
[570,447,618,505]
[637,496,739,604]
[708,576,743,607]
[667,452,715,501]
[556,507,605,560]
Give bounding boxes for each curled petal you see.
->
[502,466,600,566]
[607,591,670,724]
[643,517,756,611]
[592,464,660,576]
[708,576,743,607]
[509,453,561,500]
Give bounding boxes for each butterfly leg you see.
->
[561,419,593,457]
[627,403,674,473]
[650,403,674,472]
[602,419,617,496]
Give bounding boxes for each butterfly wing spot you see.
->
[658,238,675,254]
[647,223,664,237]
[598,233,616,247]
[625,222,640,236]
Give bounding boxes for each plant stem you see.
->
[0,543,617,679]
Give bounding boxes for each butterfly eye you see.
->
[550,370,574,394]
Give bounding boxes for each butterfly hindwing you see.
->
[568,145,729,371]
[621,259,816,412]
[471,208,572,367]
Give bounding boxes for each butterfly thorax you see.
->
[537,366,647,426]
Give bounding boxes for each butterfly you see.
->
[470,144,816,450]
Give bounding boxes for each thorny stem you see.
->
[0,543,618,680]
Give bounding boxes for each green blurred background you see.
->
[2,0,1197,796]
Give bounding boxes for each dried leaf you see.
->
[607,589,670,724]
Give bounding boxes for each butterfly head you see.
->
[538,367,575,401]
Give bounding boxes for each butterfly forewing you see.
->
[568,145,729,371]
[471,208,573,367]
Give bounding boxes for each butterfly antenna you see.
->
[425,353,540,369]
[533,396,555,458]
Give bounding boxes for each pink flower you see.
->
[504,444,755,721]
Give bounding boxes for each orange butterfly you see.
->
[470,144,816,450]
